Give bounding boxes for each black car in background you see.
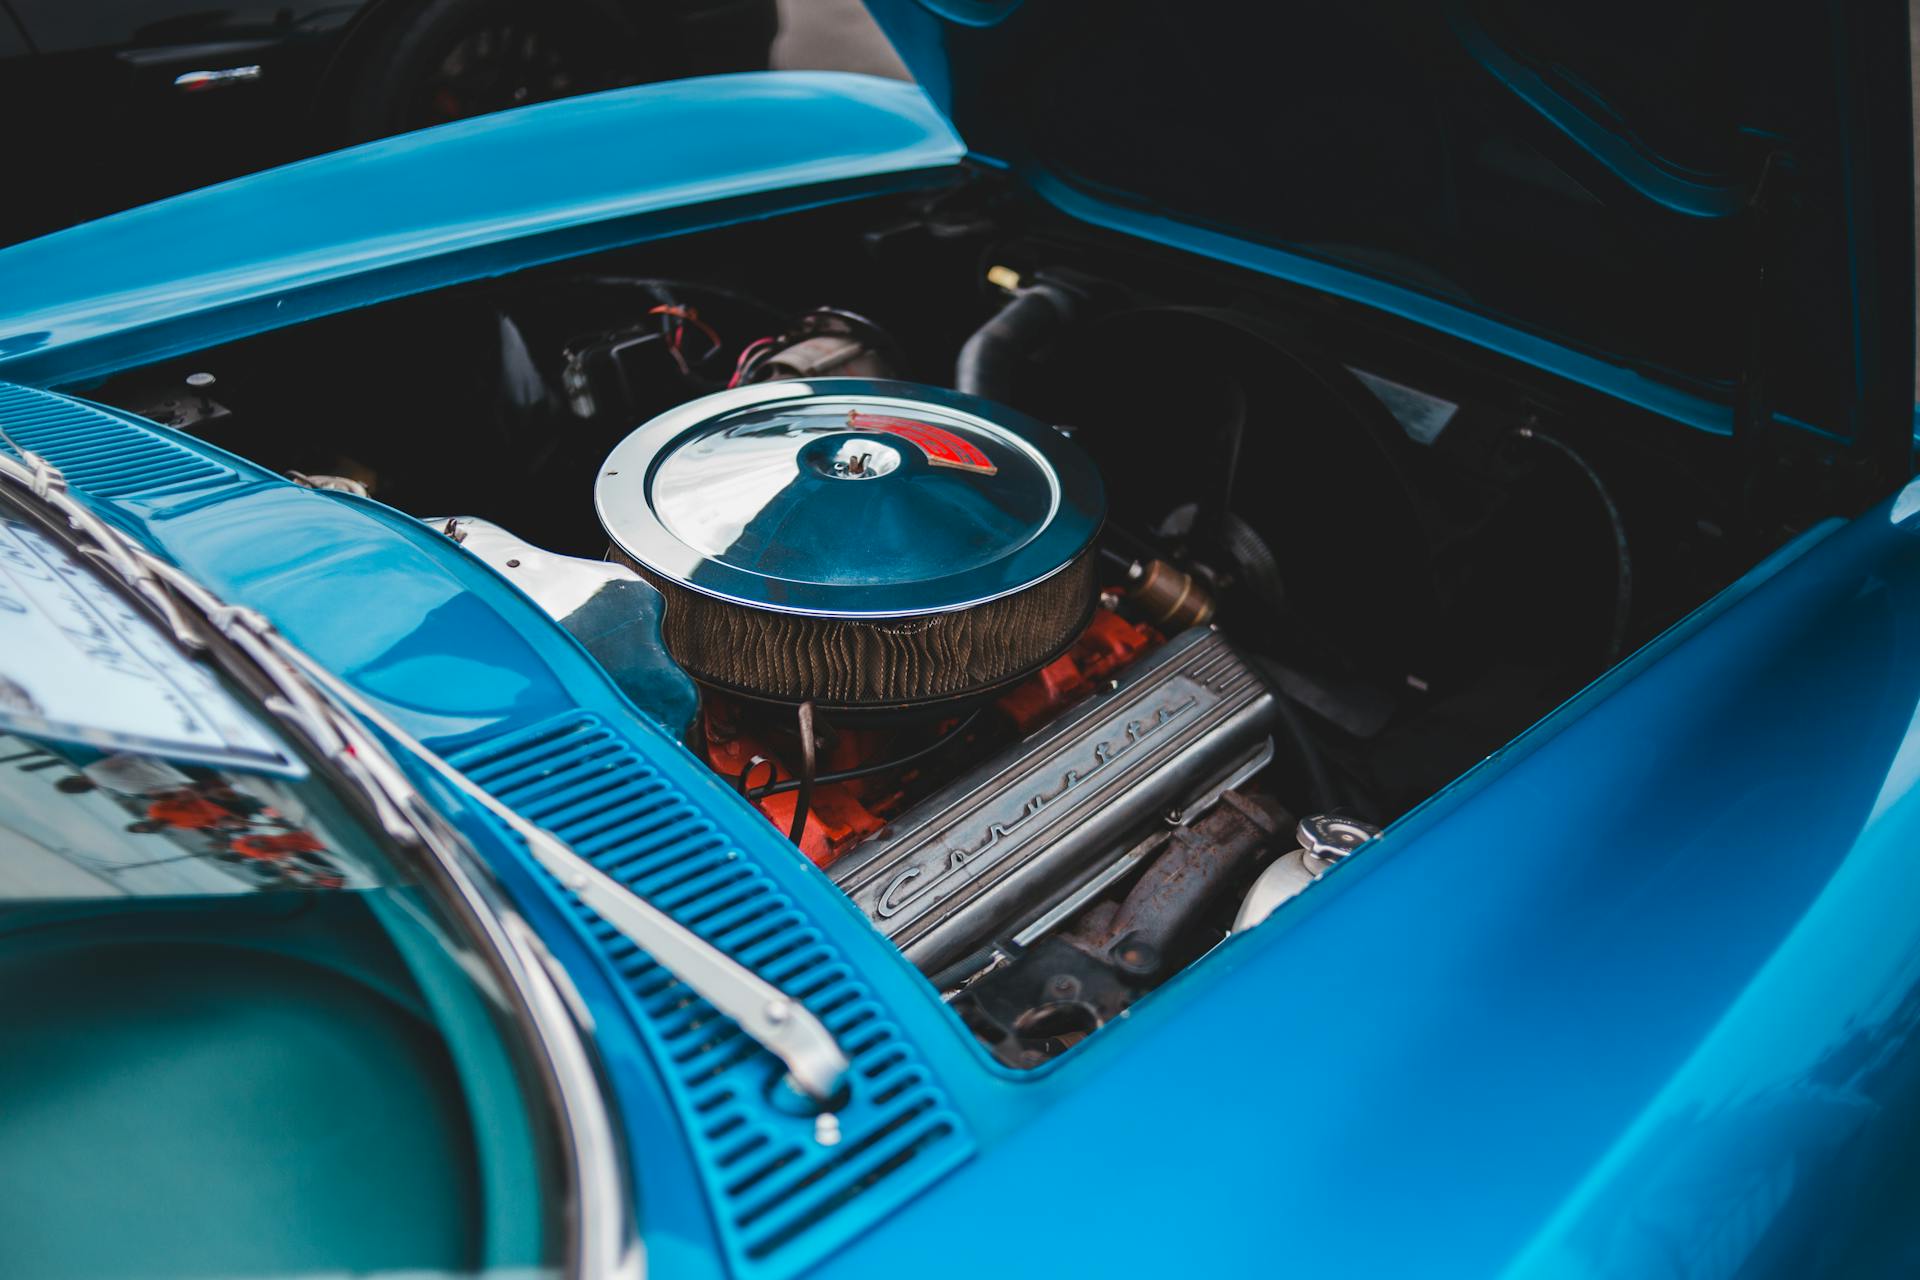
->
[0,0,777,242]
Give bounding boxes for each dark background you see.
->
[772,0,903,78]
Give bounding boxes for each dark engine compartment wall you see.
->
[84,200,1002,557]
[75,188,1777,823]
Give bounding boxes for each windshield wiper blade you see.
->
[0,423,204,649]
[0,442,851,1104]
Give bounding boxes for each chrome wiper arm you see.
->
[0,441,646,1279]
[269,641,851,1103]
[0,443,850,1104]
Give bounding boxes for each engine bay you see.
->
[77,187,1782,1069]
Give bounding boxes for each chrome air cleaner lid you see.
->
[595,379,1104,709]
[595,379,1102,619]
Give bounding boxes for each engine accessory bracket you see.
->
[433,516,698,738]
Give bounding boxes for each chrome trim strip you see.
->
[173,65,263,89]
[594,378,1104,619]
[0,443,640,1278]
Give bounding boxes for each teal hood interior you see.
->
[865,0,1914,460]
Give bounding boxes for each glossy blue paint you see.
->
[865,0,1915,463]
[1034,169,1890,455]
[0,72,964,388]
[0,386,984,1278]
[20,373,1920,1273]
[446,714,973,1279]
[1026,170,1742,440]
[0,30,1899,463]
[0,31,1914,1272]
[1442,11,1745,220]
[820,486,1920,1277]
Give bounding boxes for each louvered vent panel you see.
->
[451,712,969,1277]
[0,384,233,499]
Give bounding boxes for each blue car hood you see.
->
[865,0,1914,462]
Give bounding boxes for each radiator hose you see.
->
[954,281,1080,402]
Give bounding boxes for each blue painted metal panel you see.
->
[1026,166,1915,463]
[0,381,979,1278]
[1441,10,1746,220]
[0,382,238,500]
[450,714,971,1280]
[0,32,1913,1254]
[864,0,1914,460]
[1026,170,1742,439]
[823,493,1920,1277]
[0,72,964,389]
[19,376,1920,1273]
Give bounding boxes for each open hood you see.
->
[866,0,1914,471]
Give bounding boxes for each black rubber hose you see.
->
[954,283,1079,401]
[1246,653,1340,815]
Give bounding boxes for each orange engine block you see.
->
[702,607,1157,866]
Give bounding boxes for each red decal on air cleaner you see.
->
[846,411,998,475]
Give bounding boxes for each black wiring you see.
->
[744,707,985,801]
[788,701,818,844]
[562,275,789,328]
[1245,653,1340,815]
[727,336,778,387]
[1510,425,1634,666]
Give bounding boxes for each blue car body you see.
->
[0,0,1916,1273]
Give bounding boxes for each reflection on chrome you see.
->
[0,442,640,1279]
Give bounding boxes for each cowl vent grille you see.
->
[0,384,233,501]
[450,712,970,1277]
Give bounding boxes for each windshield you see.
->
[0,505,572,1279]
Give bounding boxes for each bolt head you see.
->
[1112,939,1159,976]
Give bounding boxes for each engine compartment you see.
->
[75,186,1787,1069]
